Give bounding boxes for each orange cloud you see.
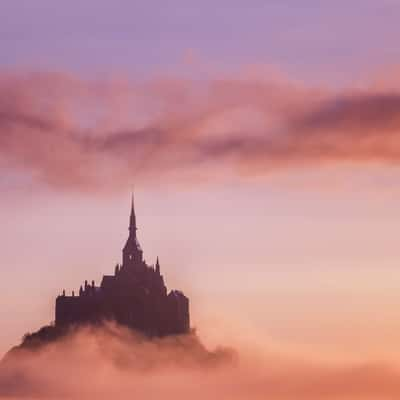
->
[1,71,400,191]
[1,323,400,400]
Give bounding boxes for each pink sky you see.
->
[2,0,400,383]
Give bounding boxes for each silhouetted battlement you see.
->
[56,194,190,336]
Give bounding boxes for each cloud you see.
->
[1,71,400,191]
[1,323,400,399]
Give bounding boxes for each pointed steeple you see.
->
[156,257,160,274]
[123,191,143,266]
[129,191,137,236]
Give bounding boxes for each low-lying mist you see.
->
[1,322,400,400]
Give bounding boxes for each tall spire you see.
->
[156,256,160,274]
[123,191,143,266]
[129,191,137,235]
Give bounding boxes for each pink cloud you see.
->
[1,323,400,400]
[1,71,400,191]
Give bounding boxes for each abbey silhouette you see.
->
[55,195,190,336]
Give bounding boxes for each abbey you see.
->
[55,196,190,336]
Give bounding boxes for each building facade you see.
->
[55,195,190,336]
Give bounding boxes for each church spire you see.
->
[129,191,137,235]
[156,256,160,274]
[123,191,143,266]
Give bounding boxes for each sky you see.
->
[2,0,400,385]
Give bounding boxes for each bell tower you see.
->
[122,192,143,267]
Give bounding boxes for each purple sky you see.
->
[2,1,400,83]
